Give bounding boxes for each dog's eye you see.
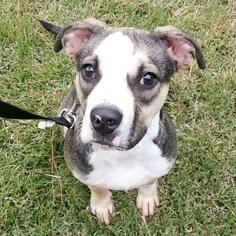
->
[82,64,96,80]
[140,73,158,89]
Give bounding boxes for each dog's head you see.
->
[40,18,205,150]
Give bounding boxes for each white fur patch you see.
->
[75,113,174,191]
[80,32,148,146]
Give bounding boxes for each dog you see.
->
[40,18,205,224]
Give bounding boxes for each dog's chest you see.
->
[82,139,172,191]
[71,113,173,190]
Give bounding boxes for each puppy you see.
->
[40,18,205,224]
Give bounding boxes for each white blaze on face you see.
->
[80,32,146,146]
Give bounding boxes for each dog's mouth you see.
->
[89,124,148,151]
[92,139,126,151]
[91,131,147,151]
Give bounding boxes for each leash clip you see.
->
[60,109,76,129]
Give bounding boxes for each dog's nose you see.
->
[90,107,122,135]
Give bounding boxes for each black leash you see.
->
[0,100,72,128]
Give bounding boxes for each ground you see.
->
[0,0,235,235]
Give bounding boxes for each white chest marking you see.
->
[74,114,173,190]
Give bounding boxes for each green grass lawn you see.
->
[0,0,235,235]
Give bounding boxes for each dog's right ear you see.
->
[39,20,62,35]
[40,18,106,57]
[55,18,106,57]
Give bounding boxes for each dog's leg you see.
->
[89,186,114,224]
[136,180,160,218]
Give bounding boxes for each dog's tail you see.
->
[39,20,62,35]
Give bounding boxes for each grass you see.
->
[0,0,235,235]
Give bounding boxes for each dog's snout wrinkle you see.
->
[90,107,122,136]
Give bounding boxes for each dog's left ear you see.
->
[54,18,106,57]
[154,26,206,70]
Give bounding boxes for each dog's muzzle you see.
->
[90,106,122,136]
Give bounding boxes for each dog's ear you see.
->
[154,26,206,70]
[39,20,62,35]
[54,18,106,57]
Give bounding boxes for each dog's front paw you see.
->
[136,182,159,218]
[137,193,159,218]
[90,189,114,224]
